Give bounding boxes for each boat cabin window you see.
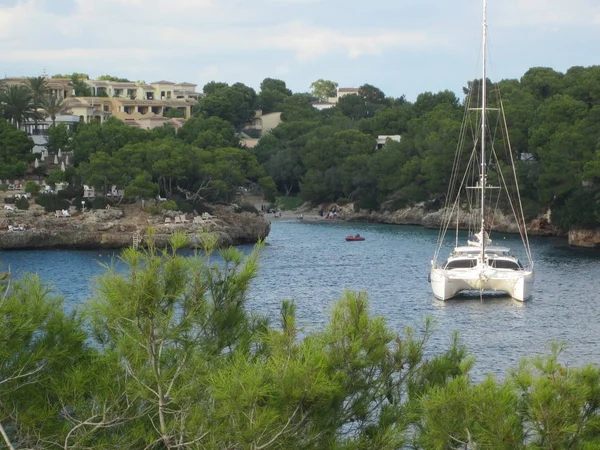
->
[489,259,523,269]
[444,259,477,269]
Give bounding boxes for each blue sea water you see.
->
[2,220,599,379]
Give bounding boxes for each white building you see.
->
[23,115,80,154]
[376,135,402,150]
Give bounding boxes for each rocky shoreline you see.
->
[0,203,271,250]
[288,202,599,249]
[2,198,598,250]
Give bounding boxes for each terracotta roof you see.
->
[174,82,196,86]
[151,80,175,85]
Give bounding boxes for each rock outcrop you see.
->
[568,227,600,248]
[0,204,270,250]
[301,202,559,237]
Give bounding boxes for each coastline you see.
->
[0,201,270,250]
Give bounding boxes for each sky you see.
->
[0,0,599,102]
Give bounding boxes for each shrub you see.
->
[15,197,29,210]
[162,200,179,211]
[25,181,41,196]
[144,205,162,215]
[73,197,92,211]
[91,197,111,210]
[35,194,70,213]
[57,186,84,200]
[176,200,194,214]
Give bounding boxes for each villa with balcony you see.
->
[83,79,200,102]
[0,76,73,100]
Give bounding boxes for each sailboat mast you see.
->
[480,0,488,262]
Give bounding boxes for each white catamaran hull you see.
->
[430,267,534,302]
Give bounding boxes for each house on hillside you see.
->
[63,79,200,125]
[83,79,200,102]
[328,87,360,103]
[243,110,282,138]
[0,76,72,99]
[62,97,112,124]
[63,96,196,124]
[376,135,402,150]
[23,115,81,154]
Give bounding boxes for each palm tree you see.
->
[42,95,69,127]
[27,76,48,131]
[27,76,47,106]
[0,85,41,129]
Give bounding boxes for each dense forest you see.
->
[0,235,599,449]
[1,67,600,228]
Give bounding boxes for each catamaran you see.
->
[429,0,534,301]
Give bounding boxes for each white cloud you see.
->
[0,0,433,66]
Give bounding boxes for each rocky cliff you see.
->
[568,227,600,248]
[0,204,271,250]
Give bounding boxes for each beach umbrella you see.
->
[61,161,66,172]
[34,158,39,168]
[58,148,62,158]
[54,154,58,165]
[65,155,69,166]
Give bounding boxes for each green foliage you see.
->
[161,199,179,210]
[257,78,292,114]
[0,84,42,128]
[53,64,600,228]
[70,116,153,165]
[14,196,29,209]
[280,93,320,122]
[46,122,70,153]
[57,184,83,200]
[177,115,239,148]
[2,243,600,447]
[97,74,130,82]
[45,169,66,186]
[193,82,256,128]
[0,119,33,179]
[310,79,338,101]
[124,171,157,199]
[91,196,110,210]
[67,72,92,97]
[163,107,185,118]
[34,193,70,212]
[175,199,194,213]
[0,275,90,448]
[42,95,69,126]
[551,187,600,228]
[276,195,304,211]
